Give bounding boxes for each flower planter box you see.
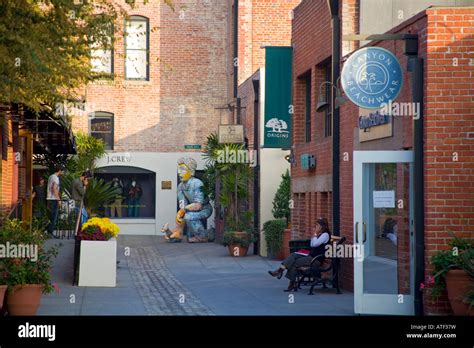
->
[78,238,117,287]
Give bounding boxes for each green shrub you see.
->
[272,170,290,224]
[430,234,474,298]
[263,219,286,256]
[0,219,61,293]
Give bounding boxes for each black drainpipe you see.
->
[410,56,425,316]
[252,78,260,255]
[329,0,341,236]
[233,1,241,124]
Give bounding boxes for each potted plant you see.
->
[263,219,286,260]
[77,217,120,287]
[0,262,7,314]
[430,235,474,315]
[202,133,255,254]
[50,132,119,217]
[222,212,255,257]
[0,219,60,315]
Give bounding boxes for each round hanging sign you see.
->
[341,47,403,109]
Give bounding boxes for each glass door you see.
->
[353,151,414,315]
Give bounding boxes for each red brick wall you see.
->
[291,2,474,314]
[291,0,333,242]
[74,0,231,152]
[0,117,17,220]
[338,13,427,293]
[239,70,258,149]
[238,69,259,215]
[237,0,301,236]
[342,0,360,56]
[237,0,301,85]
[423,7,474,315]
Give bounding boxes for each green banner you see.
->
[264,47,293,148]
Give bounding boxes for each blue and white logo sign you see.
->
[341,47,403,109]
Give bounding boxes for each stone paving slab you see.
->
[38,235,354,316]
[121,235,354,316]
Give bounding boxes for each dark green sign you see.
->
[264,47,293,148]
[184,144,201,150]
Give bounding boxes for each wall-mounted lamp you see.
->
[316,79,348,113]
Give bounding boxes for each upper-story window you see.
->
[89,112,114,150]
[91,24,114,77]
[124,16,149,80]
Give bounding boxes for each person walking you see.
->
[46,166,63,237]
[72,171,90,217]
[32,177,47,217]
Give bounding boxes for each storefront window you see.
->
[95,166,155,219]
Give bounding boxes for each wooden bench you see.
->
[289,236,346,295]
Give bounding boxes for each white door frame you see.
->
[353,151,415,315]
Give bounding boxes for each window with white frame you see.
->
[125,16,149,80]
[91,25,113,76]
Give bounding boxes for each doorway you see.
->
[353,151,414,315]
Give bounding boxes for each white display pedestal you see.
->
[78,238,117,287]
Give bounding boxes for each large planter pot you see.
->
[79,238,117,287]
[6,284,43,316]
[0,285,7,313]
[227,231,249,257]
[445,269,474,316]
[274,250,286,261]
[268,249,285,260]
[227,244,249,257]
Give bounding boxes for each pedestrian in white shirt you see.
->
[46,166,63,237]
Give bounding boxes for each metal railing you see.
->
[72,200,84,286]
[50,199,78,239]
[6,201,23,220]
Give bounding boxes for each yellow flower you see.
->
[81,217,120,239]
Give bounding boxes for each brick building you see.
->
[1,105,75,223]
[0,114,19,220]
[236,0,301,255]
[70,0,232,234]
[291,0,474,315]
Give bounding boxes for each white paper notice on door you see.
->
[373,190,395,208]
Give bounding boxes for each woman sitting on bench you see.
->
[268,217,331,291]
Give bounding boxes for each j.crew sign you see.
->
[106,154,132,164]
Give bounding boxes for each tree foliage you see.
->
[71,131,106,175]
[0,0,173,111]
[272,169,290,224]
[202,133,253,231]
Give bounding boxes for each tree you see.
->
[202,133,253,231]
[0,0,173,111]
[360,72,376,93]
[72,131,106,175]
[272,169,291,225]
[266,118,288,133]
